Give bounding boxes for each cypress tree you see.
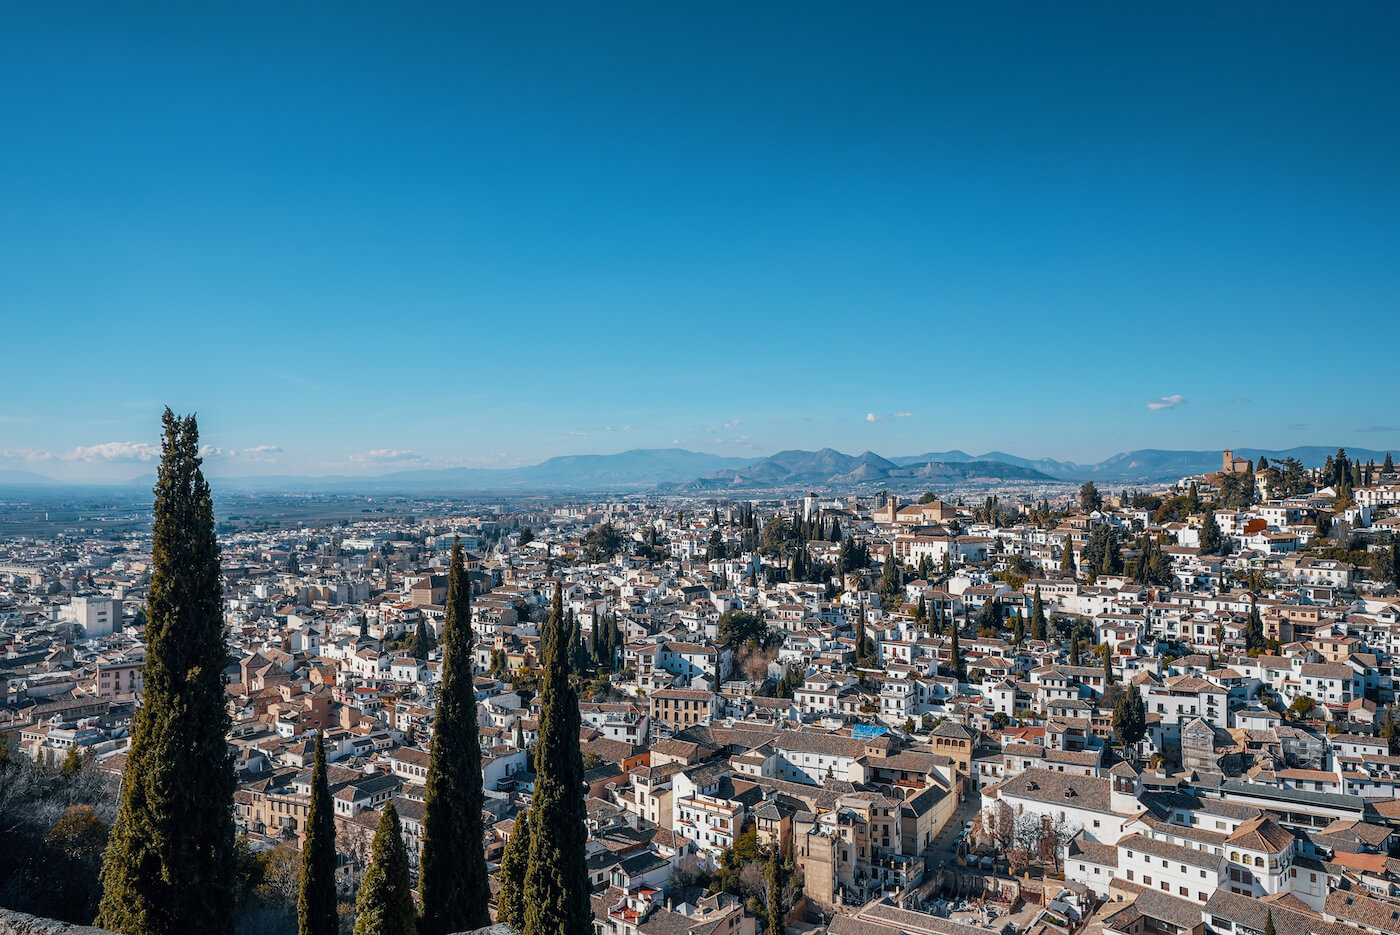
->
[299,733,337,935]
[1103,643,1114,684]
[766,842,785,935]
[854,608,871,667]
[1264,911,1275,935]
[1059,538,1074,573]
[495,807,531,931]
[1031,586,1047,642]
[1011,610,1024,646]
[523,584,590,935]
[1069,637,1080,667]
[409,618,435,661]
[97,410,236,935]
[353,803,416,935]
[418,539,491,935]
[1199,510,1223,556]
[1246,597,1264,652]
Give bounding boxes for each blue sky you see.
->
[2,3,1398,479]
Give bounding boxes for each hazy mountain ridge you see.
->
[675,448,1056,490]
[893,446,1393,483]
[1,444,1392,493]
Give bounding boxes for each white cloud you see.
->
[671,439,681,445]
[200,444,282,462]
[62,441,161,462]
[865,413,883,423]
[233,445,282,462]
[722,419,742,429]
[4,440,284,467]
[568,431,589,437]
[708,434,753,448]
[0,448,54,463]
[348,449,424,463]
[1146,395,1186,411]
[892,412,914,419]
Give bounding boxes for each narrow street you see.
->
[928,788,982,868]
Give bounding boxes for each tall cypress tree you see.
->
[353,803,416,935]
[299,733,337,935]
[495,807,532,931]
[1245,597,1264,652]
[766,842,785,935]
[418,538,491,935]
[1031,586,1047,642]
[98,411,236,935]
[523,584,590,935]
[409,618,435,661]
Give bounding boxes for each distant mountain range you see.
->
[669,448,1054,490]
[1,445,1392,493]
[891,446,1393,484]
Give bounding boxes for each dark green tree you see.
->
[408,618,436,661]
[523,584,591,935]
[97,411,237,935]
[1265,911,1275,935]
[1069,637,1080,667]
[1082,524,1122,577]
[298,733,337,935]
[1112,689,1146,756]
[1199,510,1223,556]
[854,608,875,668]
[1245,597,1264,652]
[353,803,416,935]
[1011,609,1025,646]
[1031,586,1047,642]
[766,842,785,935]
[1059,538,1075,573]
[775,665,803,699]
[717,611,775,651]
[1079,482,1102,513]
[977,597,998,632]
[60,742,86,781]
[877,558,902,607]
[418,539,491,935]
[495,807,532,931]
[1103,643,1114,684]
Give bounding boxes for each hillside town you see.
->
[4,447,1400,935]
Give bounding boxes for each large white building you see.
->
[65,595,121,637]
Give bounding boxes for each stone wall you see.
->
[0,909,115,935]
